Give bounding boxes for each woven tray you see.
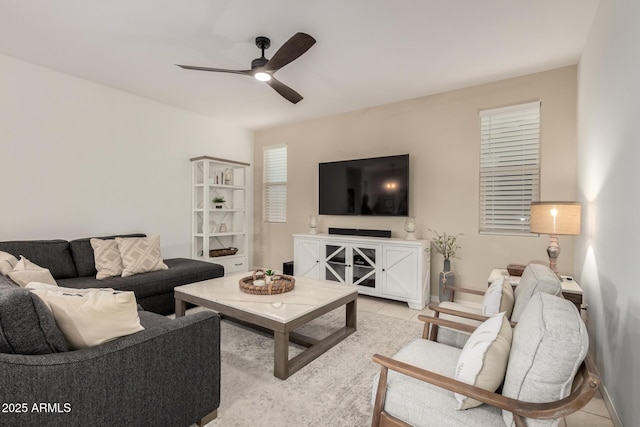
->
[209,247,238,257]
[239,270,295,295]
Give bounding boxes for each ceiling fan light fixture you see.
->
[254,71,271,82]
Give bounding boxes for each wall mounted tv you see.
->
[319,154,409,216]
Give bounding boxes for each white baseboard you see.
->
[600,384,623,427]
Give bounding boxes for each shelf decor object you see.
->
[239,270,295,295]
[404,217,416,240]
[309,215,318,234]
[529,201,581,277]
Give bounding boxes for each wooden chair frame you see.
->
[426,284,517,341]
[371,315,600,427]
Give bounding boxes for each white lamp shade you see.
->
[530,202,581,235]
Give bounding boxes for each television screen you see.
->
[319,154,409,216]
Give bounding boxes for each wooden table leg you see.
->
[274,330,290,380]
[346,298,357,329]
[175,298,186,318]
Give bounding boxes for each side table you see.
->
[487,268,583,312]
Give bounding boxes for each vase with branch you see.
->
[425,230,463,302]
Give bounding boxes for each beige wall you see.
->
[254,66,577,299]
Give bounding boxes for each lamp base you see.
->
[405,231,416,241]
[547,234,561,278]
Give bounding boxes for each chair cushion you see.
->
[455,312,512,409]
[511,264,561,322]
[482,276,514,318]
[502,292,588,427]
[0,286,68,354]
[372,338,503,427]
[435,301,482,348]
[0,239,77,279]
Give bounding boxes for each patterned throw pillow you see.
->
[7,256,57,287]
[115,236,168,277]
[90,238,124,280]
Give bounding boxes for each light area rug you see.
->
[204,308,423,427]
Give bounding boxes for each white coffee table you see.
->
[174,272,358,380]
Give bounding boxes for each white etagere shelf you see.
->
[191,156,250,275]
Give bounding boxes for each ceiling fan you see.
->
[176,32,316,104]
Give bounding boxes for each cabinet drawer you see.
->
[214,256,247,274]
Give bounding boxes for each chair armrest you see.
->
[428,303,517,327]
[416,314,478,334]
[372,353,600,421]
[0,311,221,427]
[445,285,487,297]
[428,302,490,323]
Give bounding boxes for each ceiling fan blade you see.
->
[175,64,252,76]
[266,77,303,104]
[262,32,316,72]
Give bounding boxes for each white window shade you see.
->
[479,101,540,234]
[263,145,287,223]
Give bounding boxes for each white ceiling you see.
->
[0,0,599,130]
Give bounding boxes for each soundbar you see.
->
[328,228,391,238]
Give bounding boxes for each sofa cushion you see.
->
[502,293,588,427]
[7,256,57,287]
[29,288,144,350]
[57,258,224,299]
[0,286,68,354]
[91,238,125,279]
[0,251,19,275]
[0,239,77,279]
[69,234,146,277]
[454,312,512,409]
[371,338,503,427]
[511,263,562,322]
[116,236,169,277]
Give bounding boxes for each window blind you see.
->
[479,101,540,234]
[263,145,287,223]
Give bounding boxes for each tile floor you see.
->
[357,295,615,427]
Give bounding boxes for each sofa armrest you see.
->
[0,311,220,427]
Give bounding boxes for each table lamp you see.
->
[529,202,581,276]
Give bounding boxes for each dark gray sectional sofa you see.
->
[0,276,221,426]
[0,234,224,315]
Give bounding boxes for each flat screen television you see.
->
[319,154,409,216]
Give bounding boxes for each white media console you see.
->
[293,233,430,309]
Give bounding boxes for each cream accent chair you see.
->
[371,293,600,427]
[429,263,562,348]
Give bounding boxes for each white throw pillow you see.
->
[26,282,114,294]
[29,288,144,350]
[454,312,513,410]
[90,238,124,279]
[115,236,168,277]
[7,256,57,287]
[0,251,19,275]
[482,277,515,318]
